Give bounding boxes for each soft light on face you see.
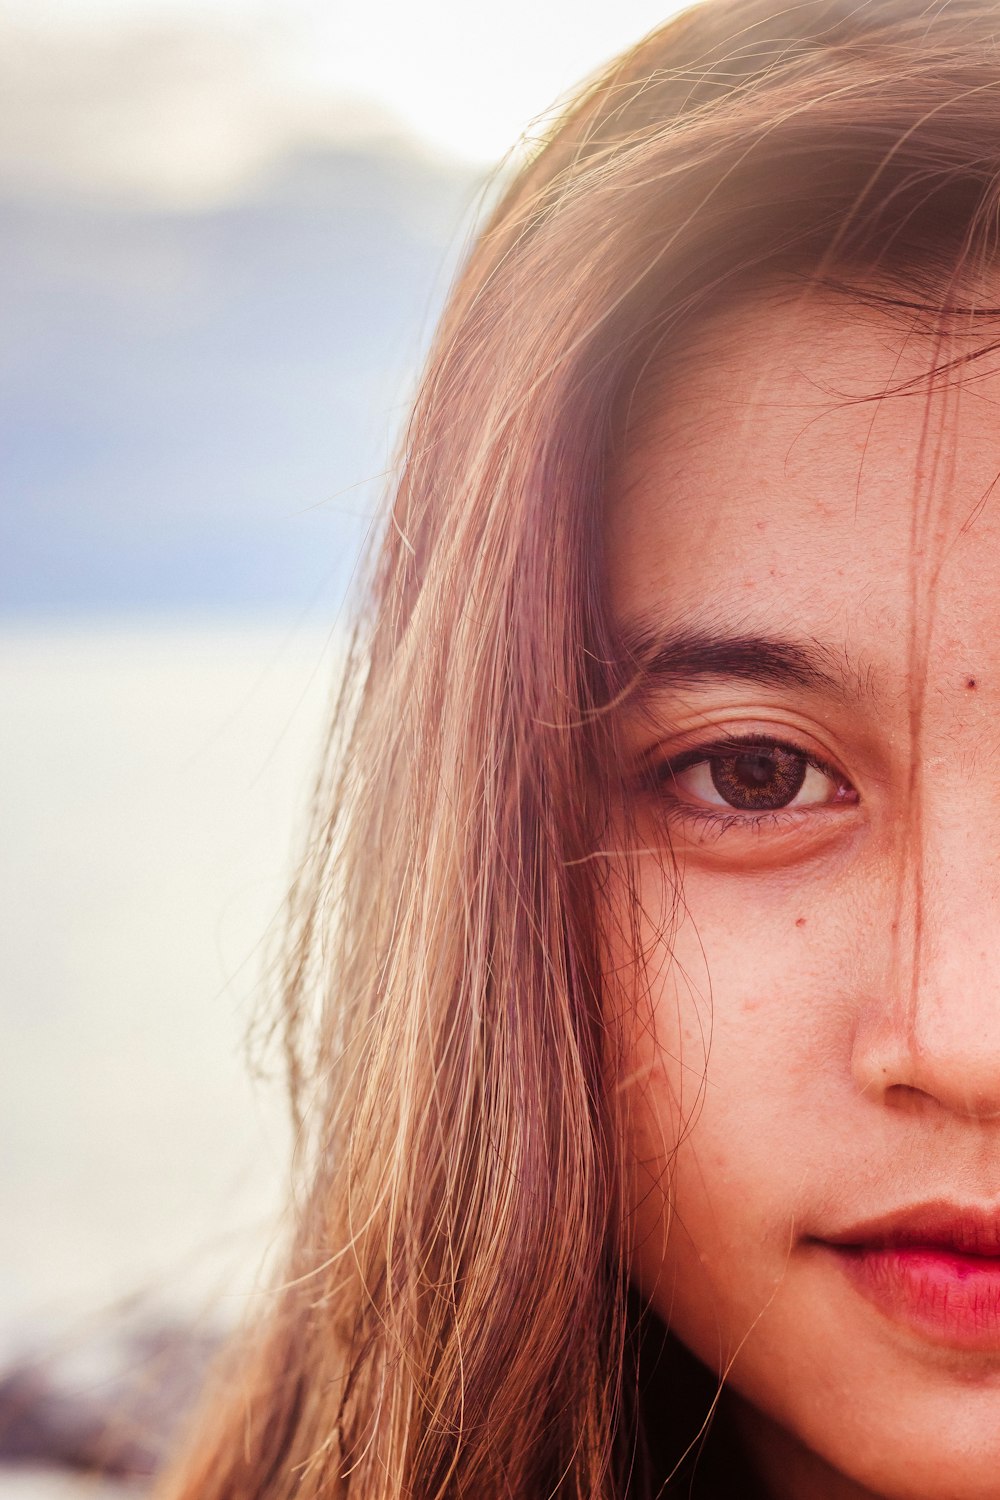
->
[605,290,1000,1500]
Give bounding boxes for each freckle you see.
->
[795,916,807,927]
[967,677,977,689]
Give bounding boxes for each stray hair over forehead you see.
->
[612,269,1000,517]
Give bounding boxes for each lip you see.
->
[818,1202,1000,1350]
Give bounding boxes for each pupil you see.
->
[738,754,774,788]
[709,747,807,810]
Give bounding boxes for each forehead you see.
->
[605,292,1000,664]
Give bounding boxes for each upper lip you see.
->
[821,1201,1000,1257]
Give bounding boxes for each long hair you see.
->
[157,2,1000,1494]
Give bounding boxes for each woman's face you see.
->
[605,290,1000,1500]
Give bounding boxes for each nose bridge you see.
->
[879,804,1000,1116]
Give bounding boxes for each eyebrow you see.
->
[615,622,861,697]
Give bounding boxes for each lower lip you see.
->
[830,1245,1000,1349]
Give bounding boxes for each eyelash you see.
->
[643,732,855,835]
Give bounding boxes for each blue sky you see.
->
[2,0,691,614]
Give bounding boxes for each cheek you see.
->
[612,856,860,1359]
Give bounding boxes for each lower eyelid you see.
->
[662,795,852,847]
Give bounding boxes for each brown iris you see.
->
[709,745,807,810]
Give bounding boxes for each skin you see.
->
[604,288,1000,1500]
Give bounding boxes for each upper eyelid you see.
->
[661,734,846,780]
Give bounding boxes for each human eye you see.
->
[645,732,858,833]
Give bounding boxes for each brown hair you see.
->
[157,2,1000,1495]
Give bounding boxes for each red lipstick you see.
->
[821,1203,1000,1350]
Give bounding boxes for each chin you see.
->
[677,1264,1000,1500]
[832,1442,1000,1500]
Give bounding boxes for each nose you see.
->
[851,856,1000,1121]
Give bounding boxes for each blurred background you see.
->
[1,0,685,1491]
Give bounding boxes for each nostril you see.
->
[851,1005,1000,1121]
[882,1081,1000,1122]
[882,1082,938,1112]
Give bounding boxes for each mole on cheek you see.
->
[967,677,977,689]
